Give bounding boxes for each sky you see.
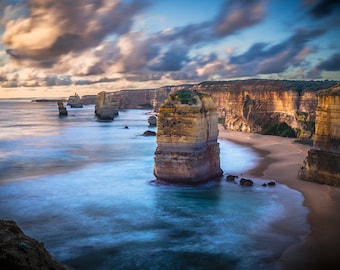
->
[0,0,339,98]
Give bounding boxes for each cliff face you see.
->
[154,90,222,183]
[107,80,336,140]
[299,84,340,186]
[107,87,173,110]
[192,80,336,139]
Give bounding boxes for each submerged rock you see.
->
[154,90,222,184]
[148,115,157,126]
[143,130,156,136]
[226,175,238,182]
[0,219,66,270]
[240,178,254,186]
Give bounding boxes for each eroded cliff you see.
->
[105,80,336,141]
[299,84,340,186]
[154,90,222,183]
[192,80,336,140]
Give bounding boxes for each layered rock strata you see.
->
[154,90,222,183]
[106,80,336,141]
[299,84,340,186]
[192,80,336,140]
[95,91,118,121]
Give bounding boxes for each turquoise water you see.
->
[0,100,309,269]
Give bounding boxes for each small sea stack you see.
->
[57,101,68,116]
[154,89,222,184]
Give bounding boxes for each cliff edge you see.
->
[0,219,66,270]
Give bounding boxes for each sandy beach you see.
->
[218,127,340,270]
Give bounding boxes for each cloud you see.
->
[2,0,149,67]
[214,0,266,37]
[149,45,189,72]
[308,0,340,19]
[317,53,340,71]
[156,0,267,46]
[228,27,326,76]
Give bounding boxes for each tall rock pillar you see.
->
[299,84,340,186]
[154,90,222,184]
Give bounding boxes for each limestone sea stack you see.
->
[67,93,83,108]
[154,90,222,184]
[57,101,67,116]
[299,84,340,186]
[95,91,118,121]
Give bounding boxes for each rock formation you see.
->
[299,84,340,186]
[105,80,336,142]
[148,115,157,126]
[192,80,336,141]
[95,91,118,121]
[67,93,83,108]
[81,95,97,105]
[0,219,66,270]
[154,90,222,184]
[57,101,67,116]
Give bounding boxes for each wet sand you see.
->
[218,127,340,270]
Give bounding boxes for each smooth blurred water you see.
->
[0,100,309,270]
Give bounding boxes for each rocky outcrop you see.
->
[95,91,118,121]
[154,90,222,184]
[67,93,83,108]
[57,101,67,116]
[299,84,340,186]
[148,115,157,126]
[0,219,66,270]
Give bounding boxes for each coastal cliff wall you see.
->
[299,84,340,186]
[154,90,222,183]
[104,80,336,140]
[192,80,336,139]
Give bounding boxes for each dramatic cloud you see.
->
[308,0,340,19]
[2,0,148,67]
[214,0,265,37]
[228,27,326,76]
[155,0,266,46]
[0,0,339,93]
[317,53,340,71]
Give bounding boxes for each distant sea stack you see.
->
[57,101,67,116]
[95,91,118,121]
[299,84,340,186]
[67,93,83,108]
[154,90,222,184]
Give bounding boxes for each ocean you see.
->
[0,100,309,269]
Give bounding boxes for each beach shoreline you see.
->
[218,126,340,270]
